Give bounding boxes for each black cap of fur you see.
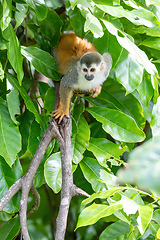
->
[80,52,102,68]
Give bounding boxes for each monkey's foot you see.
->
[51,106,70,124]
[90,85,102,98]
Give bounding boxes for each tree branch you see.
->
[55,118,73,240]
[0,179,21,211]
[19,120,58,240]
[0,121,57,239]
[55,117,90,239]
[72,185,91,198]
[0,117,90,240]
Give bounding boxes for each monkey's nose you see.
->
[85,75,94,81]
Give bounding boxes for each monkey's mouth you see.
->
[85,75,94,81]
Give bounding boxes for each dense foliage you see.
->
[0,0,160,239]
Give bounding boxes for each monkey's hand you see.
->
[51,102,70,124]
[90,85,102,98]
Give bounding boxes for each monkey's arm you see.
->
[52,66,78,124]
[52,84,73,124]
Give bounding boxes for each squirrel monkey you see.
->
[52,32,112,124]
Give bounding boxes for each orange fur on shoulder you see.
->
[56,33,97,75]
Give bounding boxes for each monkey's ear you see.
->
[102,53,112,67]
[100,62,105,71]
[102,53,112,78]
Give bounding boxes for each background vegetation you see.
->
[0,0,160,239]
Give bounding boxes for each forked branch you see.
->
[0,116,89,240]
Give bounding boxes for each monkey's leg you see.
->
[52,87,73,124]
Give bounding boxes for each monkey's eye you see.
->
[83,68,88,72]
[90,68,96,72]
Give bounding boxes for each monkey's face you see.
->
[81,63,97,81]
[79,61,105,82]
[73,52,107,92]
[79,52,104,81]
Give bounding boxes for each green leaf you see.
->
[6,74,44,128]
[0,62,4,81]
[137,205,153,234]
[21,46,60,80]
[119,195,139,215]
[44,152,62,193]
[68,6,85,37]
[0,157,22,213]
[93,0,125,5]
[38,81,50,101]
[84,12,103,38]
[115,49,143,93]
[87,138,127,166]
[15,3,28,28]
[76,203,122,229]
[137,73,154,106]
[150,97,160,137]
[85,79,145,129]
[132,27,160,37]
[81,186,129,208]
[0,29,9,50]
[28,121,41,156]
[34,160,46,188]
[0,216,20,240]
[153,209,160,225]
[79,157,107,192]
[102,19,157,75]
[87,107,145,143]
[100,169,118,188]
[98,5,160,27]
[38,9,63,46]
[152,75,159,104]
[44,87,55,113]
[94,29,122,69]
[113,209,131,225]
[69,0,92,9]
[140,37,160,50]
[25,0,48,21]
[72,102,85,137]
[6,87,20,124]
[99,220,130,240]
[157,227,160,239]
[18,109,34,156]
[72,102,85,122]
[72,114,90,164]
[1,0,12,31]
[34,139,55,188]
[146,0,160,6]
[150,222,159,238]
[0,97,21,167]
[117,136,160,197]
[3,24,24,84]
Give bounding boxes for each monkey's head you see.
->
[79,52,104,81]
